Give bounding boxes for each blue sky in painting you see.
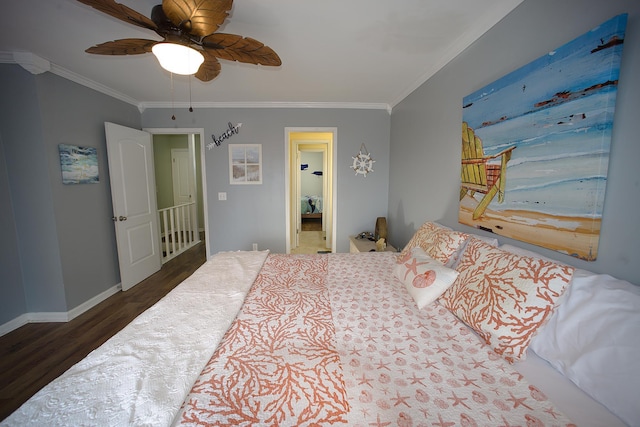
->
[462,13,627,218]
[463,14,627,128]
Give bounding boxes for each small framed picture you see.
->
[229,144,262,184]
[58,144,99,184]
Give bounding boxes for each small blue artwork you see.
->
[59,144,99,184]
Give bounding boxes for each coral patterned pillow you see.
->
[440,238,574,362]
[394,247,459,309]
[399,222,468,265]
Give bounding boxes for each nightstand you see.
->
[349,235,397,253]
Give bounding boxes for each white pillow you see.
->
[501,244,640,426]
[529,270,640,427]
[394,247,459,309]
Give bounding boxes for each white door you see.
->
[172,147,198,243]
[171,149,192,205]
[105,122,162,291]
[321,149,330,248]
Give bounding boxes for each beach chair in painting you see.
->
[460,122,515,220]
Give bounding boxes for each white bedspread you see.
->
[2,250,268,427]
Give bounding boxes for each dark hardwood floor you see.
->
[0,242,206,421]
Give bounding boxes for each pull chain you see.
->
[171,72,176,120]
[189,74,194,113]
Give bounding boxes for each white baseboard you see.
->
[0,283,122,337]
[0,314,31,337]
[67,283,121,321]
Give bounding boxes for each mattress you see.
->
[515,348,626,426]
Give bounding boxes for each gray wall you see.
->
[0,65,141,325]
[388,0,640,285]
[0,65,66,317]
[37,73,141,309]
[0,124,27,321]
[142,108,391,254]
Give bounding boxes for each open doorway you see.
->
[145,128,210,260]
[285,128,337,254]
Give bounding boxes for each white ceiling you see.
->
[0,0,522,111]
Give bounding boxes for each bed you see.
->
[3,222,638,426]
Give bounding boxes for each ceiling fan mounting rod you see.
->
[164,33,199,48]
[151,5,199,47]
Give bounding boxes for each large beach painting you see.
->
[459,14,627,261]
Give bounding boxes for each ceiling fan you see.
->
[77,0,282,82]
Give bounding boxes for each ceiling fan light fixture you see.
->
[151,42,204,75]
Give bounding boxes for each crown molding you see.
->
[0,52,13,63]
[139,101,391,114]
[1,51,392,114]
[48,63,141,109]
[0,51,144,110]
[12,52,51,74]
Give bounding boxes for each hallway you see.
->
[291,218,329,254]
[291,231,328,254]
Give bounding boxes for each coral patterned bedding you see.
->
[5,221,637,426]
[175,252,573,426]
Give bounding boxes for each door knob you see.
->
[111,216,117,221]
[119,216,127,221]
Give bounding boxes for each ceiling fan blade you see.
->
[202,33,281,66]
[77,0,157,31]
[162,0,233,38]
[194,52,222,81]
[86,39,158,55]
